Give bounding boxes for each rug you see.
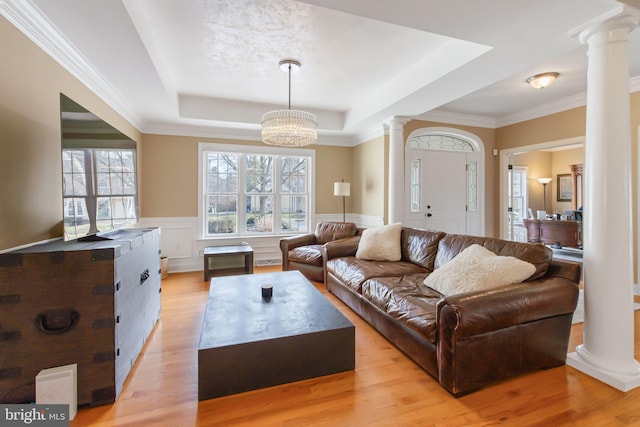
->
[572,289,640,324]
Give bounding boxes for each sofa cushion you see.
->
[400,228,446,271]
[315,222,357,244]
[356,223,402,261]
[434,234,552,280]
[424,244,536,296]
[288,244,323,266]
[326,256,427,293]
[362,274,442,343]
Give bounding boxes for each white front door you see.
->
[406,150,468,234]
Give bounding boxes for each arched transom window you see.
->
[408,134,474,152]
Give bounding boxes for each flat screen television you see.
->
[60,94,139,241]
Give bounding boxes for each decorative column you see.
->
[566,7,640,391]
[386,117,410,224]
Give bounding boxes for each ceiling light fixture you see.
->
[526,72,559,89]
[262,59,318,147]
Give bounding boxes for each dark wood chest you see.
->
[0,228,161,406]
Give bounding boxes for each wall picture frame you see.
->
[557,174,572,202]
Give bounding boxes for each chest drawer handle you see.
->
[36,310,79,334]
[140,268,150,285]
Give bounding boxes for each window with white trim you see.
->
[200,143,313,238]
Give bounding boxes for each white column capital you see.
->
[383,116,411,131]
[573,5,640,46]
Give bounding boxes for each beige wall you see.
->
[0,16,140,250]
[511,148,584,215]
[352,136,386,220]
[496,107,586,149]
[511,151,553,214]
[551,148,584,213]
[140,134,354,218]
[315,144,354,216]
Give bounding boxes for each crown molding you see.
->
[419,75,640,130]
[497,76,640,128]
[0,0,143,129]
[143,120,357,146]
[415,110,496,129]
[496,92,587,128]
[353,123,387,146]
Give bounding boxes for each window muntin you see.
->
[410,159,421,212]
[508,167,528,225]
[201,146,311,238]
[467,162,478,212]
[205,153,239,234]
[62,148,138,240]
[280,156,308,232]
[408,134,474,152]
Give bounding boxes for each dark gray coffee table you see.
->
[198,270,355,400]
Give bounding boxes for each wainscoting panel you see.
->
[139,215,384,275]
[160,227,194,259]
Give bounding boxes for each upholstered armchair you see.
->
[280,222,361,282]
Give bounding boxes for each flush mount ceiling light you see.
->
[262,59,318,147]
[526,72,559,89]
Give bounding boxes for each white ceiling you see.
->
[5,0,640,144]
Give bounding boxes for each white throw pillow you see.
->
[423,244,536,296]
[355,223,402,261]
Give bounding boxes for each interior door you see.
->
[406,150,467,234]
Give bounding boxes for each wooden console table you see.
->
[522,219,582,248]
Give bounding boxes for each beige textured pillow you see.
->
[423,244,536,297]
[355,223,402,261]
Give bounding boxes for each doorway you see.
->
[404,128,484,236]
[499,136,584,240]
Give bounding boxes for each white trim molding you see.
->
[0,0,143,129]
[140,214,383,274]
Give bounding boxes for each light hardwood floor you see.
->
[71,267,640,426]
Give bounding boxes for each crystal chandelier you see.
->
[262,59,318,147]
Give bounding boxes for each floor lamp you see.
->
[334,179,350,223]
[537,177,552,213]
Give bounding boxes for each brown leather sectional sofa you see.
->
[322,226,581,396]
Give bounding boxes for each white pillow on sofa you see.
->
[355,223,402,261]
[423,244,536,296]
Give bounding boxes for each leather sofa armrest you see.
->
[321,235,361,284]
[436,278,579,340]
[546,259,582,284]
[322,235,361,261]
[436,278,579,396]
[280,233,317,270]
[280,233,317,252]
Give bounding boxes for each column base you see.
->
[567,349,640,392]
